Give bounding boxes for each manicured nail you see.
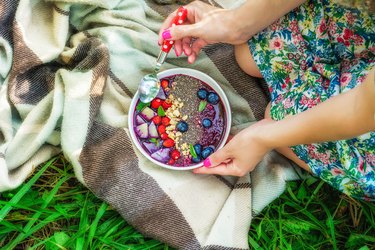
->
[203,158,211,168]
[175,49,179,57]
[162,29,171,40]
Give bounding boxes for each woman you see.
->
[158,0,375,200]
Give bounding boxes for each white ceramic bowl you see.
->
[128,68,231,170]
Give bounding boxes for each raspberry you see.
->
[170,150,181,160]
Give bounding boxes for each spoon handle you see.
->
[161,6,188,53]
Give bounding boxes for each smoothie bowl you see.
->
[128,68,231,170]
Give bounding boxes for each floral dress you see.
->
[248,0,375,200]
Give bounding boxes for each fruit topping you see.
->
[167,159,175,165]
[148,122,159,138]
[161,117,171,126]
[176,121,189,132]
[170,150,181,160]
[160,133,169,140]
[202,118,212,128]
[201,146,214,159]
[143,141,159,154]
[197,88,208,100]
[151,98,162,109]
[152,116,162,125]
[135,123,148,139]
[163,138,175,148]
[198,100,207,112]
[207,92,219,105]
[140,106,157,121]
[157,124,166,134]
[162,99,172,109]
[136,115,146,125]
[193,143,202,156]
[191,156,201,163]
[161,79,169,89]
[156,88,167,100]
[151,148,171,163]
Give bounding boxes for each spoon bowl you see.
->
[138,6,187,103]
[139,73,160,103]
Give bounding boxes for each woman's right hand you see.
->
[158,1,250,64]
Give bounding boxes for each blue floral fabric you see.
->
[248,0,375,200]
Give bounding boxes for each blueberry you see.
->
[201,147,214,159]
[202,118,212,128]
[176,121,189,132]
[193,143,202,156]
[191,156,201,163]
[207,92,219,105]
[197,88,208,100]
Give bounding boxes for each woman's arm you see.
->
[194,68,375,176]
[261,68,375,148]
[158,0,306,63]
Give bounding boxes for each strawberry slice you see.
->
[163,138,175,148]
[161,117,170,126]
[157,124,166,134]
[151,98,162,109]
[162,99,172,110]
[160,133,169,140]
[152,116,162,125]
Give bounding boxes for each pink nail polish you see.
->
[203,158,211,168]
[162,29,172,40]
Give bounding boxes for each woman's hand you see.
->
[158,1,250,64]
[193,119,275,176]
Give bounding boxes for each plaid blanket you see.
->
[0,0,302,249]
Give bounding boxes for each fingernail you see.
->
[203,158,211,168]
[162,29,171,40]
[175,49,179,57]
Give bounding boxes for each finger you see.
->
[193,163,231,175]
[190,38,207,55]
[158,12,177,45]
[187,52,197,64]
[174,39,183,57]
[182,37,192,56]
[203,146,232,168]
[226,135,234,143]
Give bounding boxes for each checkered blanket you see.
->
[0,0,301,249]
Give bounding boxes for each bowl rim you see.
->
[128,67,232,170]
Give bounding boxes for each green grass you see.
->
[0,156,374,250]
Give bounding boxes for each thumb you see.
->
[204,146,232,168]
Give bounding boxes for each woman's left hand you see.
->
[193,119,274,176]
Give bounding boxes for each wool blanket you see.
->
[0,0,302,249]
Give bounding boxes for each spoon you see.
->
[139,6,188,103]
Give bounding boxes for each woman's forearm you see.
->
[259,68,375,148]
[233,0,306,41]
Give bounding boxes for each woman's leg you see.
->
[264,103,311,173]
[234,43,263,78]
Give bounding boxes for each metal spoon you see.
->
[139,6,188,103]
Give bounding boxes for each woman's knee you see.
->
[234,43,262,78]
